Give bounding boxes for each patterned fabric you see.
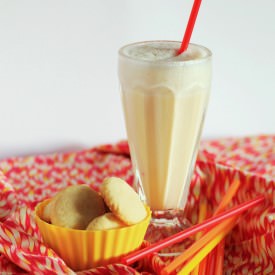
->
[0,135,274,274]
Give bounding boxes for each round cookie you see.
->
[51,185,106,229]
[42,193,60,223]
[86,213,126,230]
[101,177,147,225]
[42,198,55,223]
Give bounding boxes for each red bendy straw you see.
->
[178,0,202,54]
[121,195,265,265]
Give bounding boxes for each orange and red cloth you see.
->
[0,135,274,274]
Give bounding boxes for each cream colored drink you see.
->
[119,41,212,211]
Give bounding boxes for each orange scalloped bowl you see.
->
[35,199,151,271]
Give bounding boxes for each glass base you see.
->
[145,209,192,257]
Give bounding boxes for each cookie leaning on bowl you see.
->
[100,177,147,225]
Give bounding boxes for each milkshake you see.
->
[119,41,212,212]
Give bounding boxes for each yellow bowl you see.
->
[35,199,151,271]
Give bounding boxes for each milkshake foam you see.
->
[121,41,209,62]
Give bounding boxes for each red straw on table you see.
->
[178,0,202,54]
[121,195,265,265]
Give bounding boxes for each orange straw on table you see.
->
[204,178,241,274]
[179,175,261,275]
[120,195,264,265]
[164,179,241,275]
[204,250,216,275]
[190,198,208,275]
[198,258,207,275]
[161,216,237,275]
[177,220,236,275]
[215,241,225,275]
[214,179,241,215]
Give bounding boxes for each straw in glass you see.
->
[178,0,202,54]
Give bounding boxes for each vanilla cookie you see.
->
[101,177,147,225]
[42,199,55,223]
[86,212,126,230]
[51,185,106,229]
[41,192,61,223]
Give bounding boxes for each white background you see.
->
[0,0,274,159]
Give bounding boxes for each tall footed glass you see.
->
[118,41,212,255]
